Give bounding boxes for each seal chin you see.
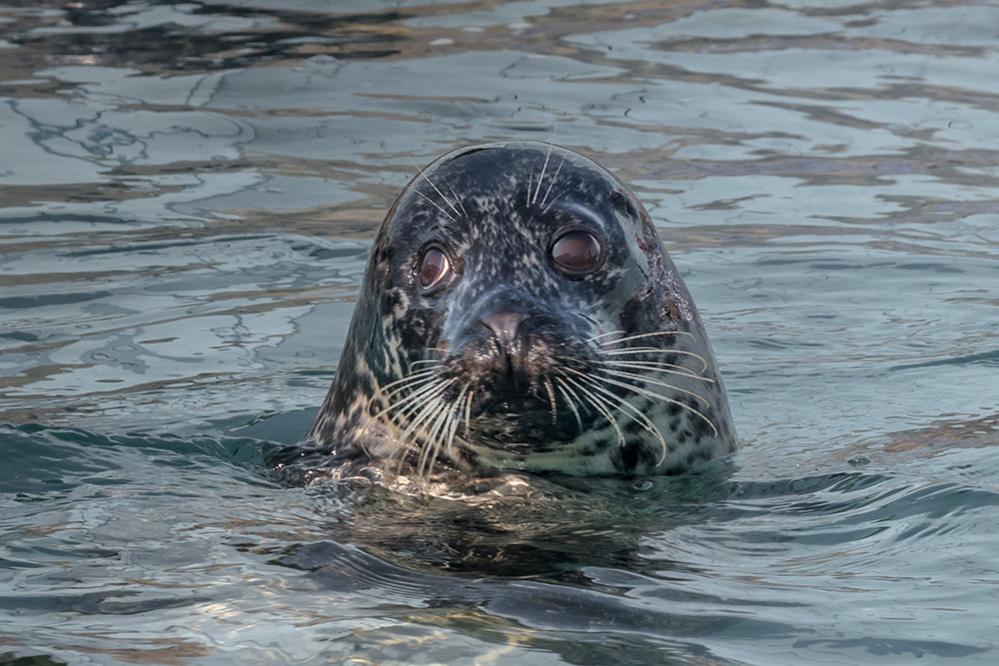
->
[462,393,588,449]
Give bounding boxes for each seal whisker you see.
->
[539,156,567,209]
[380,371,439,398]
[463,390,474,437]
[596,359,714,383]
[442,385,466,423]
[532,120,560,204]
[584,372,719,438]
[414,189,456,223]
[379,368,438,393]
[429,392,464,476]
[419,384,470,478]
[569,372,669,467]
[532,139,555,204]
[409,359,444,367]
[603,347,709,372]
[395,393,449,475]
[597,367,712,406]
[417,398,453,478]
[553,352,708,382]
[394,389,445,432]
[541,193,564,215]
[408,154,463,220]
[386,395,451,473]
[542,377,558,425]
[446,385,468,454]
[373,378,453,420]
[597,330,694,346]
[396,380,457,422]
[389,395,442,441]
[384,386,437,423]
[414,405,441,477]
[443,177,468,218]
[386,393,439,475]
[560,373,626,448]
[553,377,584,433]
[381,372,441,399]
[554,372,590,418]
[587,329,626,342]
[424,411,454,478]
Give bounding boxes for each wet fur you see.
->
[304,142,736,479]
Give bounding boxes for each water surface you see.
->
[1,1,997,664]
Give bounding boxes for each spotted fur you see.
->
[305,142,736,478]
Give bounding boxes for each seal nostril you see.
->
[476,312,527,347]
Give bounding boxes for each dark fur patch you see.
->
[619,441,641,470]
[592,437,612,452]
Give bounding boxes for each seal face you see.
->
[307,141,736,478]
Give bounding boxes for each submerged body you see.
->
[306,142,736,478]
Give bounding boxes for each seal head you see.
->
[307,141,736,477]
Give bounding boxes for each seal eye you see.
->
[418,247,451,291]
[551,230,602,275]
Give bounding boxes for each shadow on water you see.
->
[301,467,738,578]
[266,439,997,663]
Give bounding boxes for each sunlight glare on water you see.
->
[1,1,997,664]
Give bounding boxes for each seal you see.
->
[304,141,736,479]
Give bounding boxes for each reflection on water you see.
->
[0,1,997,664]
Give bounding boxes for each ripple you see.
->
[2,0,998,663]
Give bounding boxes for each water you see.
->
[1,0,997,663]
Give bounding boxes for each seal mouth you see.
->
[460,390,589,447]
[427,342,604,447]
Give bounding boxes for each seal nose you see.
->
[477,312,527,348]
